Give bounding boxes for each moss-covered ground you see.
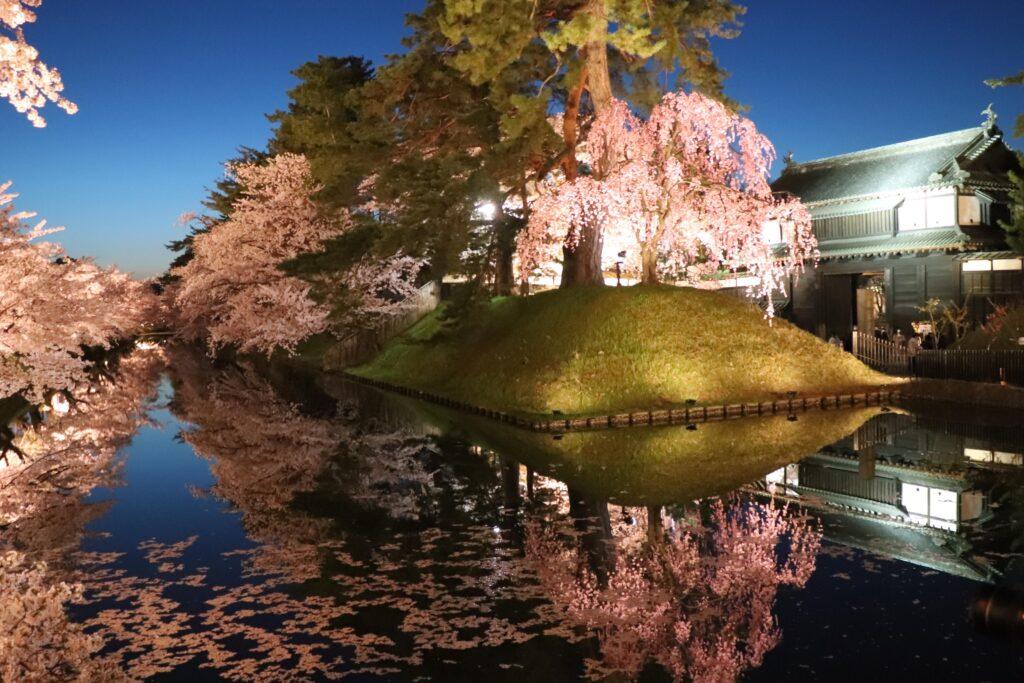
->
[351,285,895,418]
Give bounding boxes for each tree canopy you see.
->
[0,0,76,127]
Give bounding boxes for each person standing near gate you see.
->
[907,334,922,373]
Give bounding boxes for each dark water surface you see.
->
[10,348,1024,681]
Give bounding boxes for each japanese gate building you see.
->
[769,111,1022,342]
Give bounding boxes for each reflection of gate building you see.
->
[756,411,1024,582]
[766,451,983,532]
[763,113,1023,343]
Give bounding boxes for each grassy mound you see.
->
[351,285,893,417]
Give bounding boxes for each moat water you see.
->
[5,346,1024,681]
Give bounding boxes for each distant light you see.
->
[476,201,497,221]
[51,394,70,416]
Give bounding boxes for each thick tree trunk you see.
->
[493,216,516,296]
[568,488,616,585]
[560,226,605,287]
[646,505,664,544]
[494,243,514,296]
[640,246,659,285]
[559,0,613,289]
[582,0,613,112]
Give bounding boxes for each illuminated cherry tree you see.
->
[0,182,156,402]
[525,498,821,682]
[519,92,816,312]
[171,153,421,355]
[0,0,77,127]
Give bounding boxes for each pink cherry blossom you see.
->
[519,91,817,314]
[0,182,157,401]
[170,154,422,356]
[525,497,821,682]
[0,0,77,127]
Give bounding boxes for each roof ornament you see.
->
[783,151,794,167]
[981,103,998,134]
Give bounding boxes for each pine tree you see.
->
[1001,158,1024,255]
[437,0,745,287]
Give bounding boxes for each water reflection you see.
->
[1,349,163,681]
[3,347,1024,679]
[524,499,820,681]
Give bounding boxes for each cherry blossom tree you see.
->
[170,153,422,356]
[519,92,816,313]
[0,182,157,402]
[525,497,821,682]
[0,0,77,127]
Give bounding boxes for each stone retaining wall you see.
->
[343,372,902,433]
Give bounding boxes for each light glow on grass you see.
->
[350,285,896,417]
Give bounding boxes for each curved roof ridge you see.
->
[789,127,983,169]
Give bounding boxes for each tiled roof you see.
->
[816,228,980,259]
[772,127,986,203]
[954,250,1021,261]
[808,195,901,219]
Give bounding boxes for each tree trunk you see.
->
[640,246,659,285]
[582,0,613,112]
[568,489,616,585]
[559,0,612,289]
[560,225,605,287]
[494,243,514,296]
[493,216,516,296]
[646,505,664,544]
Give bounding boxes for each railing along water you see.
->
[327,281,440,368]
[852,329,1024,385]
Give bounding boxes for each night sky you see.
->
[4,0,1023,277]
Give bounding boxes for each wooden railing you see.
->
[851,331,910,375]
[852,329,1024,385]
[326,282,440,369]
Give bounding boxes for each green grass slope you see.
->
[400,397,884,506]
[351,285,894,417]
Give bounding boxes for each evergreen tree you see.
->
[269,56,378,208]
[986,70,1024,137]
[986,70,1024,253]
[437,0,745,287]
[1001,157,1024,255]
[163,147,267,281]
[276,13,560,298]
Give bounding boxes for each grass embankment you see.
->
[395,395,884,506]
[351,285,894,417]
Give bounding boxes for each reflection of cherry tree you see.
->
[1,349,164,552]
[167,347,440,527]
[0,349,163,681]
[64,354,565,679]
[525,497,821,682]
[169,351,345,518]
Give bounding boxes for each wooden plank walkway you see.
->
[343,372,902,433]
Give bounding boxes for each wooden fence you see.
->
[346,371,903,433]
[852,329,1024,385]
[326,282,440,369]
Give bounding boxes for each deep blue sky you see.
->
[4,0,1023,277]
